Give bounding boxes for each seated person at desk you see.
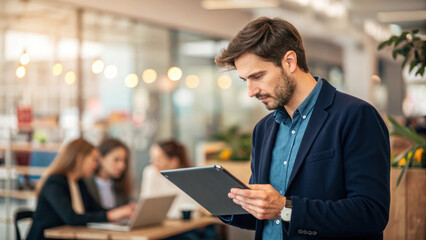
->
[27,138,135,240]
[141,139,197,219]
[84,138,132,209]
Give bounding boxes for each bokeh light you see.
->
[142,69,157,83]
[167,67,183,81]
[52,63,63,76]
[185,75,200,88]
[20,51,30,65]
[91,59,104,74]
[104,65,118,79]
[217,75,232,89]
[16,66,26,78]
[125,74,139,88]
[64,71,76,85]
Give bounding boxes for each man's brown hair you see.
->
[215,17,309,73]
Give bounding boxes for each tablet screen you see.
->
[161,165,249,215]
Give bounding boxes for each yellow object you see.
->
[219,148,232,161]
[414,148,424,163]
[398,158,406,166]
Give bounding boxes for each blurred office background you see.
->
[0,0,425,239]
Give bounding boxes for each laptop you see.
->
[87,194,176,232]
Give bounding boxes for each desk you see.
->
[44,217,223,240]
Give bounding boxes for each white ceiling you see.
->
[0,0,424,38]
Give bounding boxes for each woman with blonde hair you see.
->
[84,138,133,209]
[28,138,134,240]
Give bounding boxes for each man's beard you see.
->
[256,69,295,110]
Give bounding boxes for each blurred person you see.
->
[141,139,196,219]
[215,17,390,239]
[28,138,135,240]
[85,138,133,209]
[141,139,219,240]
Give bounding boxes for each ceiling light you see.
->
[65,71,76,85]
[52,63,63,76]
[20,51,30,65]
[104,65,118,79]
[168,67,183,81]
[142,69,157,83]
[16,66,26,78]
[92,59,104,74]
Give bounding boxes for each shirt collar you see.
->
[273,76,323,124]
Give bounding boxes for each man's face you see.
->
[235,52,295,110]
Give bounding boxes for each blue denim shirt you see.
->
[262,77,323,240]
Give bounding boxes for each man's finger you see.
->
[248,184,272,190]
[230,188,265,199]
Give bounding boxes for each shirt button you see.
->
[275,220,280,224]
[279,190,283,194]
[283,161,287,165]
[302,115,307,119]
[291,130,296,134]
[312,231,317,235]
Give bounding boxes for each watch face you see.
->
[281,208,292,222]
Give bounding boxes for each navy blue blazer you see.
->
[27,174,107,240]
[224,80,390,240]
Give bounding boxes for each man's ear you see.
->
[281,50,297,73]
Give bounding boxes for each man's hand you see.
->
[228,184,286,220]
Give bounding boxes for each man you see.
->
[215,17,390,240]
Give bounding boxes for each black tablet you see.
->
[160,165,250,215]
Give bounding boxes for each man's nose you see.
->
[247,80,259,98]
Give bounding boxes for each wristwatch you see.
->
[280,199,292,222]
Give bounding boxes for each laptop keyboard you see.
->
[117,218,130,226]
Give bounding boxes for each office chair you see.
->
[14,208,34,240]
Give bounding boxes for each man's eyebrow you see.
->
[240,71,265,81]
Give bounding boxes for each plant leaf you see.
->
[388,115,425,144]
[412,29,419,34]
[395,32,408,47]
[409,60,419,72]
[414,49,420,60]
[392,49,398,59]
[392,150,409,165]
[378,40,392,50]
[396,149,415,187]
[416,65,425,76]
[401,51,411,68]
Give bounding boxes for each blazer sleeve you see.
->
[219,214,257,230]
[83,177,101,206]
[79,180,107,212]
[288,103,390,238]
[42,177,107,226]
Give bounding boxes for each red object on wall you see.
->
[16,105,33,130]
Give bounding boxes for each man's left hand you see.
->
[228,184,286,220]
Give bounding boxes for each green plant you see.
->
[388,115,426,186]
[209,126,251,161]
[378,29,426,77]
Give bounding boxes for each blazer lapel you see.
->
[287,80,335,189]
